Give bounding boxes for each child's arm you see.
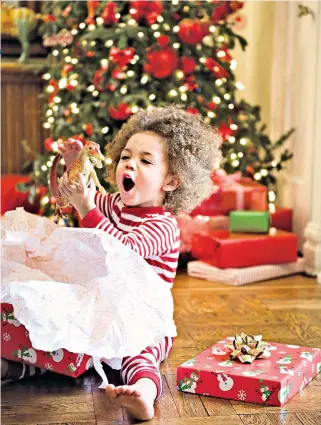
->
[81,206,178,258]
[59,173,178,257]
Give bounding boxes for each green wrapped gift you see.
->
[229,211,270,233]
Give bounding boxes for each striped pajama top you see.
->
[80,192,180,286]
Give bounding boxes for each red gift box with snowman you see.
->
[1,303,93,377]
[177,333,321,406]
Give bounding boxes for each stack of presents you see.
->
[177,170,304,286]
[176,171,321,406]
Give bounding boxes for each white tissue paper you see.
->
[1,208,177,387]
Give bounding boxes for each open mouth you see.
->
[123,176,135,192]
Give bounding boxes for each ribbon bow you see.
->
[212,169,242,187]
[225,332,271,364]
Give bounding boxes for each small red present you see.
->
[191,171,267,217]
[1,174,46,215]
[177,333,321,406]
[192,229,297,268]
[270,206,292,232]
[176,213,229,253]
[1,303,93,377]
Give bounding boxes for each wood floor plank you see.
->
[274,312,321,348]
[148,417,243,425]
[239,413,303,424]
[296,411,321,425]
[91,370,124,423]
[199,394,237,416]
[165,374,208,417]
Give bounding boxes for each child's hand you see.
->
[59,172,96,219]
[58,138,83,169]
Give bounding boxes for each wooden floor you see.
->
[2,272,321,425]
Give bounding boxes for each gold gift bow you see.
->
[225,332,271,364]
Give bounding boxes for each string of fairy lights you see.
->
[40,0,279,209]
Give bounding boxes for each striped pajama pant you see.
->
[120,336,173,400]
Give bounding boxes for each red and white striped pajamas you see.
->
[81,192,179,398]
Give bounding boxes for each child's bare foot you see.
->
[58,138,83,169]
[105,378,157,421]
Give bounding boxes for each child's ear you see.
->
[163,174,180,192]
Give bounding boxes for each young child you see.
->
[2,105,222,421]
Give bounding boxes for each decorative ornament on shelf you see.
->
[225,332,271,364]
[1,3,41,63]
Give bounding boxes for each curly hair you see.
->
[106,105,222,214]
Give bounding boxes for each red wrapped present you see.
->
[176,213,229,253]
[270,206,293,232]
[1,303,93,377]
[1,174,46,215]
[191,170,267,217]
[177,333,321,406]
[192,229,297,268]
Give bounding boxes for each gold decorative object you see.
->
[1,3,42,63]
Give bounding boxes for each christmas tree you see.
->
[22,0,293,221]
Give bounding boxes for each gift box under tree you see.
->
[192,229,297,268]
[1,303,93,377]
[177,334,321,406]
[191,171,267,217]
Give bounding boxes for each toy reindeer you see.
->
[50,140,106,218]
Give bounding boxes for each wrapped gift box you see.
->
[270,207,293,232]
[176,213,229,253]
[191,174,267,217]
[1,303,93,377]
[192,229,297,269]
[187,258,305,286]
[177,336,321,406]
[229,211,270,233]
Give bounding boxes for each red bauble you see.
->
[211,2,231,23]
[49,79,58,89]
[180,57,196,75]
[108,103,132,120]
[43,14,56,23]
[187,107,200,115]
[157,35,169,48]
[230,1,244,12]
[109,47,135,68]
[204,58,229,78]
[86,51,95,57]
[144,47,178,79]
[218,119,235,140]
[207,101,217,111]
[217,47,233,62]
[66,83,76,91]
[178,19,205,45]
[62,64,73,75]
[44,137,55,152]
[83,123,93,136]
[184,75,198,91]
[130,0,163,25]
[111,68,126,80]
[102,2,119,25]
[93,69,109,91]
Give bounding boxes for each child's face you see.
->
[116,132,171,208]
